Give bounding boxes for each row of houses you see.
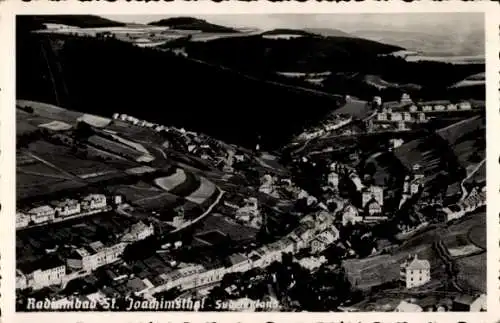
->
[443,186,486,222]
[16,221,154,291]
[16,194,122,229]
[297,115,353,141]
[150,211,339,295]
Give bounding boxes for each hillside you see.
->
[149,17,238,33]
[16,15,125,31]
[16,32,340,150]
[303,28,352,38]
[184,34,403,73]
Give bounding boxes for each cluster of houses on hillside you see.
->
[297,114,353,141]
[112,113,246,173]
[374,94,477,125]
[442,186,486,222]
[16,194,122,229]
[16,220,154,291]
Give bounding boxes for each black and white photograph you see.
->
[15,12,486,313]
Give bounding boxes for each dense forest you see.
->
[16,15,485,150]
[149,17,238,33]
[16,32,339,150]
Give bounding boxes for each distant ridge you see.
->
[303,28,352,38]
[261,28,316,37]
[17,15,126,30]
[149,17,238,33]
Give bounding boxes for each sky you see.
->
[102,13,484,33]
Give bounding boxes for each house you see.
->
[342,204,363,226]
[17,256,66,290]
[28,205,55,224]
[310,229,338,254]
[400,254,431,289]
[327,172,339,190]
[394,300,423,312]
[362,185,384,208]
[16,212,30,228]
[82,194,107,211]
[376,113,387,121]
[458,101,472,110]
[54,199,81,217]
[364,198,382,215]
[16,270,27,290]
[67,241,127,272]
[120,221,154,243]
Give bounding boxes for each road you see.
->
[460,159,486,200]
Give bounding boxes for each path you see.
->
[460,159,486,200]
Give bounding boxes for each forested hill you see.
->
[148,17,238,33]
[16,32,341,150]
[183,33,403,73]
[16,15,126,31]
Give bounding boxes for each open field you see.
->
[456,253,486,293]
[154,168,187,191]
[192,213,258,243]
[436,116,485,169]
[17,99,84,123]
[88,135,145,160]
[343,211,484,291]
[185,176,216,204]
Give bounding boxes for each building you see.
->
[82,194,107,211]
[120,221,154,243]
[27,205,55,224]
[400,254,431,289]
[362,186,384,208]
[54,199,81,217]
[394,300,423,312]
[67,241,127,272]
[17,256,66,290]
[16,212,30,229]
[342,204,363,226]
[458,101,472,110]
[327,172,339,191]
[364,198,382,215]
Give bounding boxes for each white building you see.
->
[342,205,363,226]
[17,258,66,290]
[16,212,30,229]
[120,221,155,243]
[327,172,339,190]
[67,241,127,272]
[362,186,384,208]
[400,255,431,289]
[82,194,107,211]
[459,101,472,110]
[54,199,81,217]
[28,205,55,224]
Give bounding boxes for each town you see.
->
[16,14,486,313]
[16,90,486,312]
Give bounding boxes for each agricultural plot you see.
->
[17,172,86,200]
[436,116,485,171]
[192,213,258,243]
[185,176,216,205]
[88,135,144,160]
[17,120,39,136]
[154,168,187,191]
[17,99,84,124]
[456,253,486,293]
